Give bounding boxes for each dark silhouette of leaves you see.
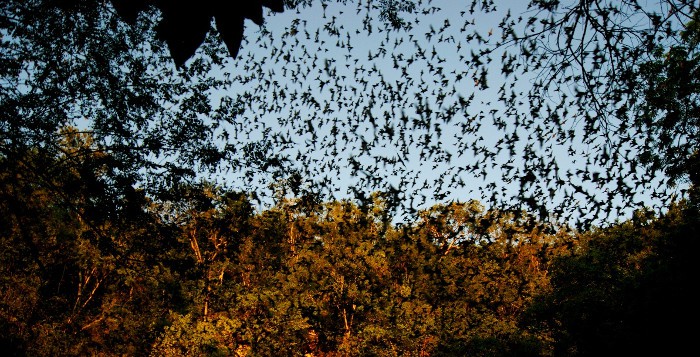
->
[109,0,286,66]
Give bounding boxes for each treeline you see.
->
[0,136,695,356]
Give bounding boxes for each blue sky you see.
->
[201,0,681,225]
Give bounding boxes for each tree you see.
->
[410,201,567,356]
[635,8,700,189]
[526,203,697,355]
[1,0,291,207]
[0,130,173,355]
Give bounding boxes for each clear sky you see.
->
[203,0,680,225]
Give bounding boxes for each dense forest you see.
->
[1,135,696,355]
[2,0,698,356]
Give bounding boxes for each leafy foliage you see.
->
[1,130,696,355]
[635,12,700,187]
[527,203,697,356]
[1,0,286,206]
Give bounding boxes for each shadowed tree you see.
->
[525,203,697,356]
[1,0,295,206]
[109,0,285,66]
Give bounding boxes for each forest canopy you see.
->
[0,143,695,354]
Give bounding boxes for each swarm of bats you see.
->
[50,0,691,227]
